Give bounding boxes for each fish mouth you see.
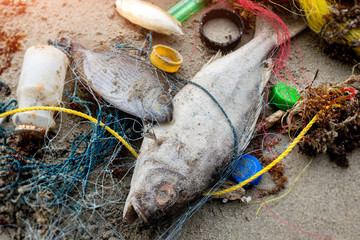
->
[165,111,173,123]
[146,92,173,123]
[123,197,148,224]
[123,185,175,224]
[153,105,173,123]
[147,107,173,123]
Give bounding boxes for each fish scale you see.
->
[83,51,137,95]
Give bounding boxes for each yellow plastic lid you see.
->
[150,45,183,73]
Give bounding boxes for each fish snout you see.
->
[123,168,185,223]
[123,185,177,224]
[123,195,150,224]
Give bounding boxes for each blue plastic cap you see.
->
[232,155,263,187]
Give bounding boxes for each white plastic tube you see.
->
[12,45,69,135]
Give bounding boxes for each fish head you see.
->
[123,167,185,223]
[143,88,173,122]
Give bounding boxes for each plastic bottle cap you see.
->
[232,155,263,187]
[150,45,183,73]
[15,124,46,138]
[199,8,244,52]
[269,82,301,110]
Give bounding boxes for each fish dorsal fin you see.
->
[208,50,222,64]
[254,15,306,45]
[200,50,222,71]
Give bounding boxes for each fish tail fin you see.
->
[52,37,85,53]
[254,12,306,72]
[69,41,86,53]
[284,18,307,40]
[63,40,87,61]
[254,15,306,45]
[254,16,277,40]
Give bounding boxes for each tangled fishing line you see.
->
[0,35,159,239]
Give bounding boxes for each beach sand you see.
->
[1,0,359,239]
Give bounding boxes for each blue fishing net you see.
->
[0,36,152,238]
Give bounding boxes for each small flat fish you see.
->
[71,42,173,122]
[123,18,306,223]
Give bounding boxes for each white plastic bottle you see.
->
[12,45,69,136]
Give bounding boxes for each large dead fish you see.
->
[123,18,306,223]
[71,42,173,122]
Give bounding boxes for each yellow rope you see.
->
[205,104,341,196]
[0,106,139,158]
[0,104,340,196]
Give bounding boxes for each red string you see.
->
[342,88,356,100]
[253,190,334,240]
[235,0,291,74]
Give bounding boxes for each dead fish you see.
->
[115,0,184,35]
[123,18,306,223]
[71,42,173,122]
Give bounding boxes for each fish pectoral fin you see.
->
[261,60,273,89]
[144,129,157,141]
[207,50,222,64]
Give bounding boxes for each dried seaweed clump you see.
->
[286,75,360,167]
[321,4,360,62]
[257,156,288,198]
[0,30,24,75]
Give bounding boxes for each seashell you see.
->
[115,0,184,35]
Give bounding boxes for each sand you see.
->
[1,0,359,239]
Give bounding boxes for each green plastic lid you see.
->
[269,82,301,110]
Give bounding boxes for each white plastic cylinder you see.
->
[12,45,69,135]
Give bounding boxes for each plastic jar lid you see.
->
[15,124,46,138]
[150,45,183,73]
[199,8,244,52]
[232,155,263,187]
[269,82,301,110]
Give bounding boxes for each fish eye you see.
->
[156,184,173,205]
[158,94,171,105]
